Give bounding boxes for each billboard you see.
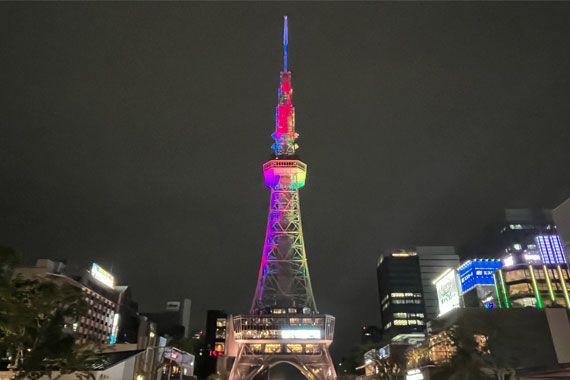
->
[90,263,114,288]
[433,269,462,316]
[458,259,502,293]
[281,329,321,339]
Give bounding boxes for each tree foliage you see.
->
[0,246,99,379]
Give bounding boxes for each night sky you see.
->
[2,2,570,360]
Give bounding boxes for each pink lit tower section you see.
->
[253,15,315,314]
[227,17,336,380]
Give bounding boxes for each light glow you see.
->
[543,265,556,302]
[90,263,114,288]
[529,266,543,308]
[498,270,510,308]
[281,329,321,339]
[557,265,570,309]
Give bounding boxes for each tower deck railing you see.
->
[232,314,335,342]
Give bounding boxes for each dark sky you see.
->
[2,2,570,360]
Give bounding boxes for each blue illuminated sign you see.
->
[458,259,503,293]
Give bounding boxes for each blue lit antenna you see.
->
[283,16,288,72]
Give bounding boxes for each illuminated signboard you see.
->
[406,369,424,380]
[433,269,462,316]
[110,313,119,344]
[281,329,321,339]
[91,263,114,288]
[458,260,502,293]
[536,235,566,264]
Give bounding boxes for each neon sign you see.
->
[91,263,114,288]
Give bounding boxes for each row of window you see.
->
[391,292,422,298]
[504,268,569,282]
[246,343,321,354]
[393,312,424,319]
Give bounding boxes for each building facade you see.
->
[416,246,460,320]
[494,249,570,309]
[377,250,426,343]
[13,259,121,345]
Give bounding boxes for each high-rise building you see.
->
[377,250,426,343]
[13,260,123,345]
[204,310,228,377]
[554,197,570,265]
[226,17,336,380]
[463,208,559,259]
[416,246,460,319]
[142,299,192,339]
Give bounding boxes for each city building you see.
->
[377,250,426,344]
[433,268,463,316]
[458,259,502,308]
[13,259,122,345]
[142,299,192,339]
[405,308,570,379]
[554,197,570,264]
[204,310,228,377]
[462,208,559,259]
[416,246,460,320]
[494,247,570,309]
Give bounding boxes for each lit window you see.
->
[286,344,303,353]
[393,319,407,326]
[272,308,286,314]
[265,344,281,353]
[305,344,320,354]
[214,343,225,353]
[288,308,297,313]
[391,292,405,298]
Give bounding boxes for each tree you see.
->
[373,358,403,380]
[0,246,100,379]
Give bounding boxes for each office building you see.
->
[204,310,228,377]
[142,299,192,339]
[13,260,122,345]
[377,250,426,343]
[416,246,460,319]
[554,197,570,264]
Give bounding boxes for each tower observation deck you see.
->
[227,17,336,380]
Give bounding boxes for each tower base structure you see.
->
[226,314,337,380]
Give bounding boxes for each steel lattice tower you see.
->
[227,17,336,380]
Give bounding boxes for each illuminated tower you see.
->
[227,17,336,380]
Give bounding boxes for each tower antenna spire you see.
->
[283,15,288,72]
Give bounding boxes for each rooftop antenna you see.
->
[283,16,288,72]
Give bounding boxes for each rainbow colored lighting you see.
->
[250,17,316,314]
